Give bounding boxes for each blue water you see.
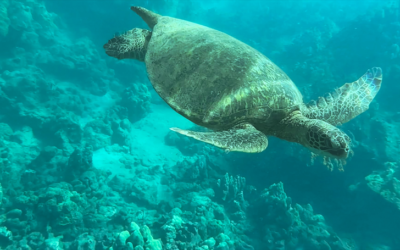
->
[0,0,399,249]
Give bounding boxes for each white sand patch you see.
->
[93,103,194,175]
[128,103,194,166]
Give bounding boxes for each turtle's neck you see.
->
[270,110,309,145]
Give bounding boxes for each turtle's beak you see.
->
[325,129,351,159]
[325,139,350,159]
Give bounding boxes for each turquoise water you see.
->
[0,0,399,249]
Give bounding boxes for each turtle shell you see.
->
[145,16,303,131]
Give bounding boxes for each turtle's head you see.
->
[103,28,152,61]
[305,121,351,159]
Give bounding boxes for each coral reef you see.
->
[0,0,399,249]
[366,162,400,210]
[252,182,349,249]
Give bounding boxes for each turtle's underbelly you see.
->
[145,17,302,130]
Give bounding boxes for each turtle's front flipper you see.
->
[303,67,382,125]
[170,124,268,153]
[103,28,152,61]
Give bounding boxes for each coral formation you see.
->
[366,162,400,210]
[0,0,399,249]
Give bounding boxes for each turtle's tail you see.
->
[131,6,161,30]
[103,28,152,61]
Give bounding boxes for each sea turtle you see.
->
[103,6,382,163]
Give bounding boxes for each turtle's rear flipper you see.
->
[131,6,161,30]
[170,124,268,153]
[103,28,152,61]
[303,67,382,125]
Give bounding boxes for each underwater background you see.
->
[0,0,399,249]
